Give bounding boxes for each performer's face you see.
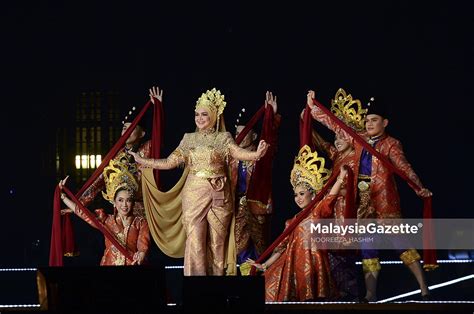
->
[114,190,134,216]
[195,108,212,130]
[365,114,388,137]
[235,125,257,149]
[293,185,314,209]
[122,123,145,145]
[334,134,352,153]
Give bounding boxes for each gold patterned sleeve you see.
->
[138,136,186,170]
[224,132,260,161]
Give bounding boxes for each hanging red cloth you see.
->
[151,97,164,186]
[299,106,314,149]
[246,105,278,215]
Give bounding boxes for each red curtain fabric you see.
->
[311,99,437,269]
[235,106,265,145]
[343,165,355,220]
[151,98,164,186]
[246,105,275,214]
[49,100,153,266]
[49,186,64,266]
[299,106,314,149]
[61,214,76,256]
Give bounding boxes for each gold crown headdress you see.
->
[195,87,227,118]
[330,88,367,132]
[102,157,139,204]
[290,145,331,192]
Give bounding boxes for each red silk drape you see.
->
[299,106,314,149]
[311,99,437,269]
[151,98,164,185]
[245,105,275,214]
[49,186,64,266]
[49,99,161,266]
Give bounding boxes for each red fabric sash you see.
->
[151,98,164,185]
[245,105,275,214]
[49,99,161,266]
[49,186,64,266]
[299,106,314,149]
[312,99,437,269]
[235,105,265,145]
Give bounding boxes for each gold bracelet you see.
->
[337,178,344,184]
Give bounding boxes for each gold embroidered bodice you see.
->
[151,131,258,178]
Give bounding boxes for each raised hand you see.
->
[265,91,278,114]
[307,90,316,108]
[58,175,69,190]
[149,86,163,104]
[416,187,433,198]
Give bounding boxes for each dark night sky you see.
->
[2,1,473,266]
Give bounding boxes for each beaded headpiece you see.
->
[234,107,246,130]
[290,145,331,192]
[330,88,367,132]
[102,153,139,204]
[122,106,137,125]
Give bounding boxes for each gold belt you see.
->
[357,175,371,191]
[191,168,225,178]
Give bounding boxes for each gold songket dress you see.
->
[143,130,258,276]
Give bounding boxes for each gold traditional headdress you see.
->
[290,145,331,192]
[102,155,139,204]
[331,88,367,132]
[195,88,227,128]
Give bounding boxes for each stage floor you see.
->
[1,259,473,313]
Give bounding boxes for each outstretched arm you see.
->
[58,176,105,228]
[246,251,282,272]
[229,139,269,161]
[306,90,350,139]
[129,150,182,170]
[389,141,433,198]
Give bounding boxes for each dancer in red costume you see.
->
[59,157,150,266]
[307,89,432,301]
[248,146,348,301]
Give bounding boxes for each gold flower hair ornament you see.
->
[290,145,331,192]
[330,88,367,132]
[102,158,139,204]
[195,88,227,118]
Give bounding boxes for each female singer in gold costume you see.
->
[130,87,269,275]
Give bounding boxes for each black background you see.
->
[2,1,472,267]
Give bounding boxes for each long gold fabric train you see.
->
[141,168,237,274]
[141,168,187,257]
